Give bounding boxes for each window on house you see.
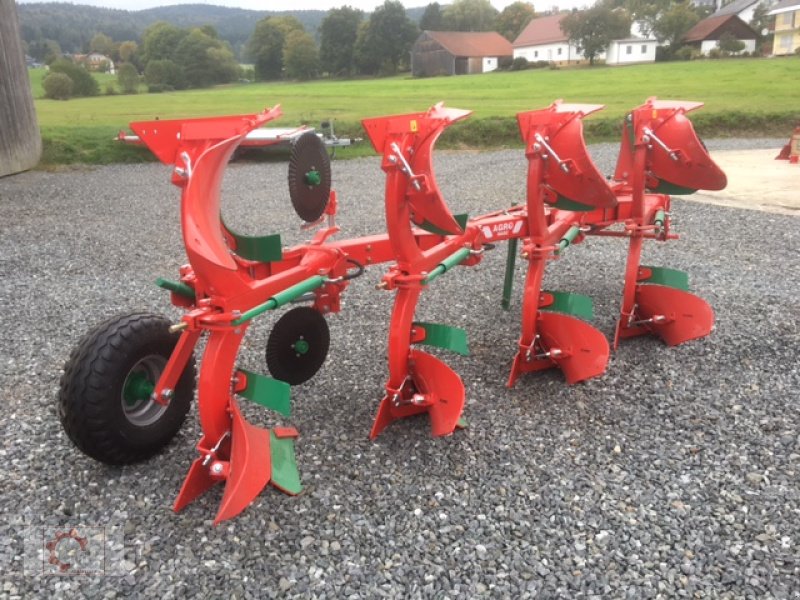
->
[557,47,562,55]
[626,45,632,54]
[641,45,647,53]
[534,50,538,58]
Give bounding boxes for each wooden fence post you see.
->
[0,0,42,177]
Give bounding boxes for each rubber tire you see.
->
[58,312,196,465]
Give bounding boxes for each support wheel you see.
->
[58,312,196,465]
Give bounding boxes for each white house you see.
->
[512,14,581,64]
[683,14,758,54]
[512,13,657,66]
[606,38,659,65]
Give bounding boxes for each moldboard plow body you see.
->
[58,98,727,524]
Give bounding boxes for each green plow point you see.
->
[540,291,594,321]
[412,322,469,356]
[640,266,689,291]
[456,417,468,429]
[270,432,302,495]
[238,369,292,417]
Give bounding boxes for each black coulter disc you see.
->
[266,306,330,385]
[288,132,331,222]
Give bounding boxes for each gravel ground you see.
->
[1,138,798,598]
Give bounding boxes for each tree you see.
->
[43,72,73,100]
[624,0,670,37]
[141,22,187,64]
[117,62,139,93]
[652,1,700,50]
[718,31,745,54]
[319,7,363,76]
[49,59,99,96]
[443,0,499,31]
[90,32,114,56]
[354,0,418,75]
[283,30,319,80]
[561,5,631,64]
[247,18,287,80]
[750,3,773,53]
[495,2,536,41]
[118,40,138,63]
[29,39,61,64]
[420,2,445,30]
[174,28,238,88]
[144,58,185,89]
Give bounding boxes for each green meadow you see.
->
[30,56,800,164]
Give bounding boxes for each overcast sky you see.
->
[17,0,589,13]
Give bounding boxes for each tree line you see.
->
[36,0,773,100]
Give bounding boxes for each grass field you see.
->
[31,57,800,164]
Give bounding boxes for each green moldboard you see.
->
[270,432,302,494]
[552,195,595,212]
[412,322,469,356]
[417,213,469,236]
[640,266,689,291]
[651,180,697,196]
[238,369,292,417]
[540,291,594,321]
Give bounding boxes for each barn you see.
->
[411,31,513,77]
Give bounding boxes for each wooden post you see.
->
[0,0,42,177]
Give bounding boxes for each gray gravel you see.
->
[1,138,798,598]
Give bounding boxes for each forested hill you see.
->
[19,2,427,56]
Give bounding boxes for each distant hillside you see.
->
[18,2,428,57]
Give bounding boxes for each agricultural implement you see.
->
[58,98,726,524]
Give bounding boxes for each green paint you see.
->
[155,277,196,301]
[293,339,310,355]
[122,372,154,406]
[640,266,689,291]
[423,247,471,284]
[232,276,326,325]
[417,213,469,236]
[270,432,302,494]
[412,322,469,356]
[304,170,322,186]
[502,237,518,311]
[653,209,666,228]
[556,225,581,254]
[231,232,283,263]
[651,180,697,195]
[238,369,291,417]
[540,290,594,321]
[457,417,468,429]
[552,195,594,212]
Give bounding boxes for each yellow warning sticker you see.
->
[410,119,418,132]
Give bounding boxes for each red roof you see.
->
[513,14,568,47]
[424,31,513,57]
[684,14,756,41]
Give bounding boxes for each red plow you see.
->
[58,98,726,524]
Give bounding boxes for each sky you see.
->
[17,0,588,13]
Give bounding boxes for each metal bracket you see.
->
[533,133,570,173]
[389,142,422,190]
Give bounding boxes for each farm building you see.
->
[711,0,774,24]
[513,13,657,66]
[606,37,659,65]
[683,14,758,54]
[769,0,800,55]
[512,14,581,65]
[411,31,512,77]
